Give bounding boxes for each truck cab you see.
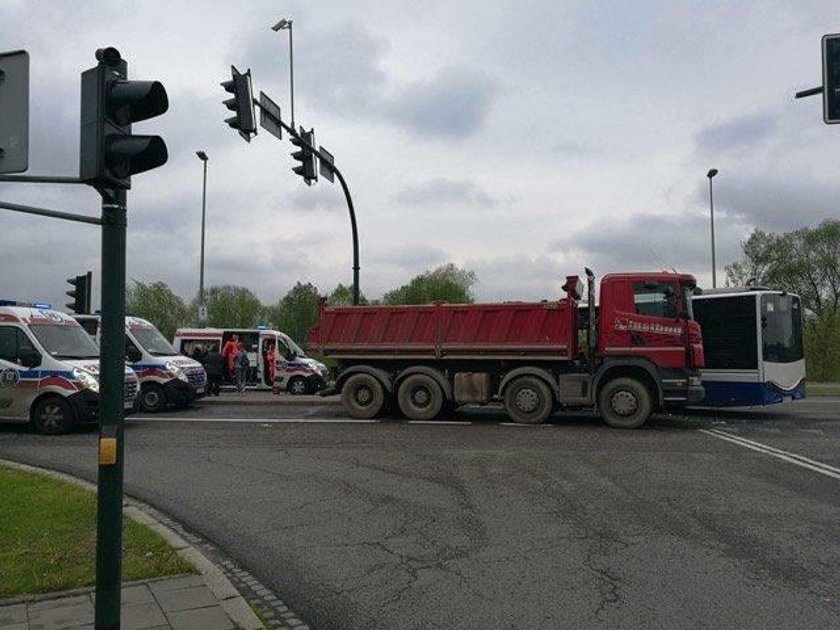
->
[0,303,139,433]
[75,315,207,413]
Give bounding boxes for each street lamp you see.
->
[196,150,209,324]
[707,168,719,288]
[271,17,295,128]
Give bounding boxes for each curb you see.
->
[0,458,275,630]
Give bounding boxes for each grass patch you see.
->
[808,382,840,396]
[0,466,194,598]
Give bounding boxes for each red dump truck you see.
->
[308,270,705,428]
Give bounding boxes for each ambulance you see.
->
[0,303,139,434]
[172,327,329,394]
[75,315,207,413]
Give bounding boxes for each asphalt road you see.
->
[1,397,839,630]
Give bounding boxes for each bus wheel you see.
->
[341,374,386,419]
[503,376,553,424]
[598,377,652,429]
[139,383,167,413]
[287,376,309,396]
[397,374,444,421]
[32,397,75,435]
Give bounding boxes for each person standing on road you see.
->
[203,346,225,396]
[266,342,278,392]
[233,341,250,396]
[221,334,239,383]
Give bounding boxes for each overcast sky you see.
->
[1,0,838,310]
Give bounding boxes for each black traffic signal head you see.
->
[79,47,169,189]
[221,66,256,142]
[66,272,92,314]
[823,33,840,124]
[290,127,317,185]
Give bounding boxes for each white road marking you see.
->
[700,428,840,481]
[407,420,472,425]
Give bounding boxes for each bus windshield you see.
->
[30,324,100,360]
[131,326,177,357]
[761,294,804,364]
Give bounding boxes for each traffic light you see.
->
[823,33,840,124]
[66,271,92,314]
[79,47,169,189]
[221,66,256,142]
[290,127,317,185]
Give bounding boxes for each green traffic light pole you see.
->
[253,98,361,305]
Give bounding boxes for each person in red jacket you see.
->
[221,334,239,382]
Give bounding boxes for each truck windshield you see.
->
[761,294,804,364]
[131,327,177,357]
[30,324,100,360]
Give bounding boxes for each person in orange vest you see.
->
[266,342,278,393]
[221,334,239,383]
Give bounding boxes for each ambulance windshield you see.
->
[131,326,177,357]
[30,324,100,360]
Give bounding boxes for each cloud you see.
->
[695,112,777,153]
[384,67,499,139]
[395,178,498,207]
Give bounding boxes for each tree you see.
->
[327,283,368,306]
[271,282,322,348]
[125,280,190,340]
[383,263,478,305]
[203,285,262,328]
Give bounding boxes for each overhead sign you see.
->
[319,146,335,183]
[259,91,282,140]
[0,50,29,174]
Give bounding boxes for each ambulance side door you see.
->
[0,326,39,421]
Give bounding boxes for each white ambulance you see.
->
[172,327,329,394]
[75,315,207,413]
[0,303,139,434]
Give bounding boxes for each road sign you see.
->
[198,304,208,324]
[319,146,335,183]
[0,50,29,174]
[823,33,840,124]
[259,91,282,140]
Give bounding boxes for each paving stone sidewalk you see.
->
[0,574,257,630]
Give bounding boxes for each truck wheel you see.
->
[287,376,309,396]
[598,377,652,429]
[397,374,444,421]
[139,383,167,413]
[342,374,386,419]
[503,376,553,424]
[32,396,75,435]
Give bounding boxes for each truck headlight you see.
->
[72,368,100,393]
[165,362,189,383]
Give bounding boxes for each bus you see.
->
[691,288,806,406]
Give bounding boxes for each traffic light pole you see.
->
[94,187,127,630]
[253,98,360,304]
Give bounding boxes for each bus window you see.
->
[761,294,804,363]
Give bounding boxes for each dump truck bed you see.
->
[308,299,577,360]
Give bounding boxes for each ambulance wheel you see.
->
[287,376,310,396]
[397,374,444,421]
[598,377,652,429]
[32,396,75,435]
[139,383,167,413]
[341,374,386,419]
[503,376,553,424]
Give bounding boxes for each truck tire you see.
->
[503,376,553,424]
[139,383,167,413]
[342,373,386,419]
[397,374,444,421]
[32,396,76,435]
[598,377,652,429]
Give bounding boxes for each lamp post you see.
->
[707,168,719,288]
[196,151,208,324]
[271,17,295,128]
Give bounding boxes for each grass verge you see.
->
[0,466,194,598]
[808,382,840,397]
